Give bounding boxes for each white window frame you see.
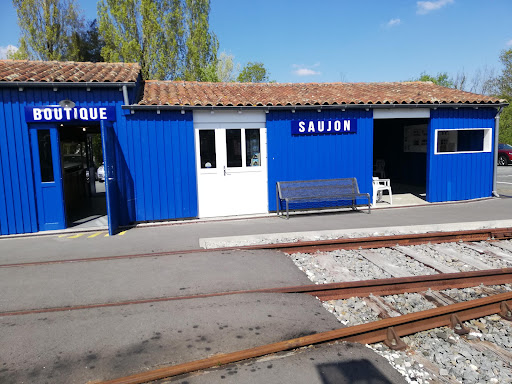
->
[434,128,492,155]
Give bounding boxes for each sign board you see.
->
[25,106,116,123]
[291,119,357,135]
[403,124,427,153]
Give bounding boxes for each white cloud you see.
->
[417,0,454,15]
[506,39,512,47]
[292,64,321,77]
[386,18,401,27]
[0,45,18,59]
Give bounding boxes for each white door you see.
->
[194,111,268,218]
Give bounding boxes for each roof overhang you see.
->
[0,81,137,89]
[123,102,509,112]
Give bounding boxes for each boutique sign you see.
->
[291,119,357,135]
[25,106,116,123]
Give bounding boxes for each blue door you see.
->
[101,120,119,235]
[30,126,66,231]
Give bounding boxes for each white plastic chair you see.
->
[372,177,392,206]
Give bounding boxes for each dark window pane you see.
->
[245,129,261,167]
[226,129,242,167]
[437,130,457,153]
[38,130,54,182]
[458,130,484,151]
[437,129,485,153]
[199,130,216,168]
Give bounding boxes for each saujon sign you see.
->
[25,106,116,123]
[291,119,357,135]
[292,119,357,135]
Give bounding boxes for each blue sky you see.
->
[1,0,511,83]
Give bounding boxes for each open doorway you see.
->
[59,124,106,228]
[373,118,428,202]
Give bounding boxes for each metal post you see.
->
[493,107,504,197]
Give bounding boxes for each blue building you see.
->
[0,60,508,236]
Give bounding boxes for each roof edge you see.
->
[0,81,137,88]
[124,102,509,111]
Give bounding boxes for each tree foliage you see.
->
[98,0,185,80]
[215,52,238,82]
[11,0,84,61]
[98,0,217,81]
[496,49,512,144]
[413,71,454,88]
[237,62,269,83]
[69,19,104,62]
[183,0,218,81]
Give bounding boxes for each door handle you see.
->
[224,166,227,176]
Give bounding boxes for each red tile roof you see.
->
[139,80,506,106]
[0,60,140,83]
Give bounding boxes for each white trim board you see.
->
[373,109,430,119]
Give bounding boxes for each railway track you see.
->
[87,234,512,384]
[5,227,512,383]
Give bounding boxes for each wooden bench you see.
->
[276,178,371,219]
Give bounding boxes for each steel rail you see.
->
[1,227,511,269]
[270,227,512,253]
[3,268,512,317]
[96,291,512,384]
[295,267,512,301]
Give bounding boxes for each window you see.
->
[245,129,261,167]
[226,129,242,167]
[199,130,216,168]
[435,128,491,154]
[38,130,54,182]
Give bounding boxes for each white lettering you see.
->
[89,108,98,120]
[344,120,350,131]
[79,108,89,120]
[317,121,324,132]
[327,121,332,132]
[65,109,71,120]
[54,108,63,120]
[308,121,316,133]
[334,120,341,131]
[99,107,107,120]
[33,108,42,121]
[43,108,52,120]
[298,121,305,133]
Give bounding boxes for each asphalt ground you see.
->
[497,163,512,197]
[0,249,310,312]
[161,342,407,384]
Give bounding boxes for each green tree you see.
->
[495,49,512,144]
[215,52,238,82]
[413,71,454,88]
[237,62,269,83]
[499,106,512,144]
[69,19,104,62]
[496,49,512,97]
[11,0,84,61]
[98,0,184,80]
[183,0,218,81]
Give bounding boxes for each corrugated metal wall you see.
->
[122,111,197,222]
[267,109,373,211]
[0,86,128,235]
[427,108,496,202]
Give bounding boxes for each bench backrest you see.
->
[277,178,360,199]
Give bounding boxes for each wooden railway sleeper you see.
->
[450,314,470,335]
[499,301,512,321]
[383,327,407,351]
